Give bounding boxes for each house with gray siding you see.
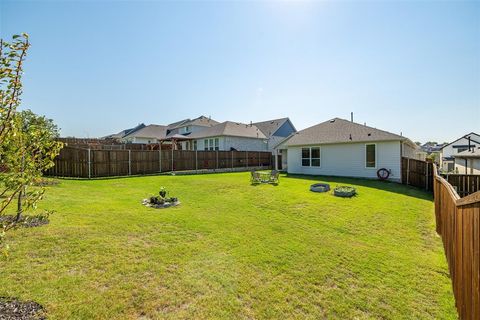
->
[275,118,417,182]
[186,121,268,152]
[441,132,480,173]
[253,118,297,151]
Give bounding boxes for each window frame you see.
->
[209,138,214,151]
[365,143,377,169]
[301,146,321,167]
[214,138,219,151]
[204,139,209,151]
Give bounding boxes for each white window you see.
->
[204,139,208,151]
[214,138,219,151]
[185,126,190,133]
[365,144,376,168]
[301,147,321,167]
[209,139,214,151]
[302,148,310,166]
[193,140,197,151]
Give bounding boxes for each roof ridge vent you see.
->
[330,119,335,123]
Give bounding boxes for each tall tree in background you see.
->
[0,34,63,255]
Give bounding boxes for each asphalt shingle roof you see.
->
[188,121,267,139]
[253,118,290,137]
[168,116,219,129]
[123,124,168,139]
[281,118,406,147]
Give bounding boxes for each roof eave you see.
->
[282,138,408,148]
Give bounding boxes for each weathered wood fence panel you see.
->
[441,174,480,198]
[45,147,272,178]
[433,164,480,320]
[402,157,479,197]
[401,157,433,191]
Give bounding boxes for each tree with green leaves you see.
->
[1,34,63,256]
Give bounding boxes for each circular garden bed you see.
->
[0,297,46,320]
[333,186,357,198]
[142,187,180,209]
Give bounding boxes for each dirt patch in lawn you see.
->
[0,216,49,228]
[0,297,46,320]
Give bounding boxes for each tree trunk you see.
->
[15,187,23,222]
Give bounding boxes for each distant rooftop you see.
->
[188,121,267,139]
[253,117,292,138]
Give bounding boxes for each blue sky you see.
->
[1,1,479,142]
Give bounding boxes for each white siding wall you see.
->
[286,141,402,181]
[196,137,225,150]
[402,142,426,160]
[224,136,268,151]
[443,134,480,158]
[454,158,480,175]
[194,136,268,151]
[122,137,158,144]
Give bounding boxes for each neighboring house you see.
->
[421,142,447,154]
[275,118,418,182]
[441,132,480,173]
[453,148,480,174]
[167,115,219,136]
[186,121,268,151]
[103,123,146,140]
[166,116,220,149]
[253,117,297,151]
[121,125,168,144]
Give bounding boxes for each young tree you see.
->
[0,34,63,255]
[2,110,63,222]
[0,34,29,144]
[0,34,30,215]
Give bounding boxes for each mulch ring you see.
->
[0,297,46,320]
[0,216,49,228]
[32,179,59,187]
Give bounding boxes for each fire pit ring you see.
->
[310,183,330,193]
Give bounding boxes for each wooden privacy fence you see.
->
[45,147,272,178]
[441,174,480,198]
[433,164,480,320]
[401,157,433,191]
[402,157,479,197]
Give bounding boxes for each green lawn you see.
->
[0,173,456,319]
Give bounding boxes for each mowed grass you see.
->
[0,173,456,319]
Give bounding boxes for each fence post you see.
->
[258,151,260,168]
[407,158,410,185]
[159,149,161,173]
[231,151,233,170]
[425,162,429,190]
[171,147,174,172]
[128,150,131,176]
[216,151,219,170]
[246,151,248,169]
[88,148,91,179]
[195,150,198,173]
